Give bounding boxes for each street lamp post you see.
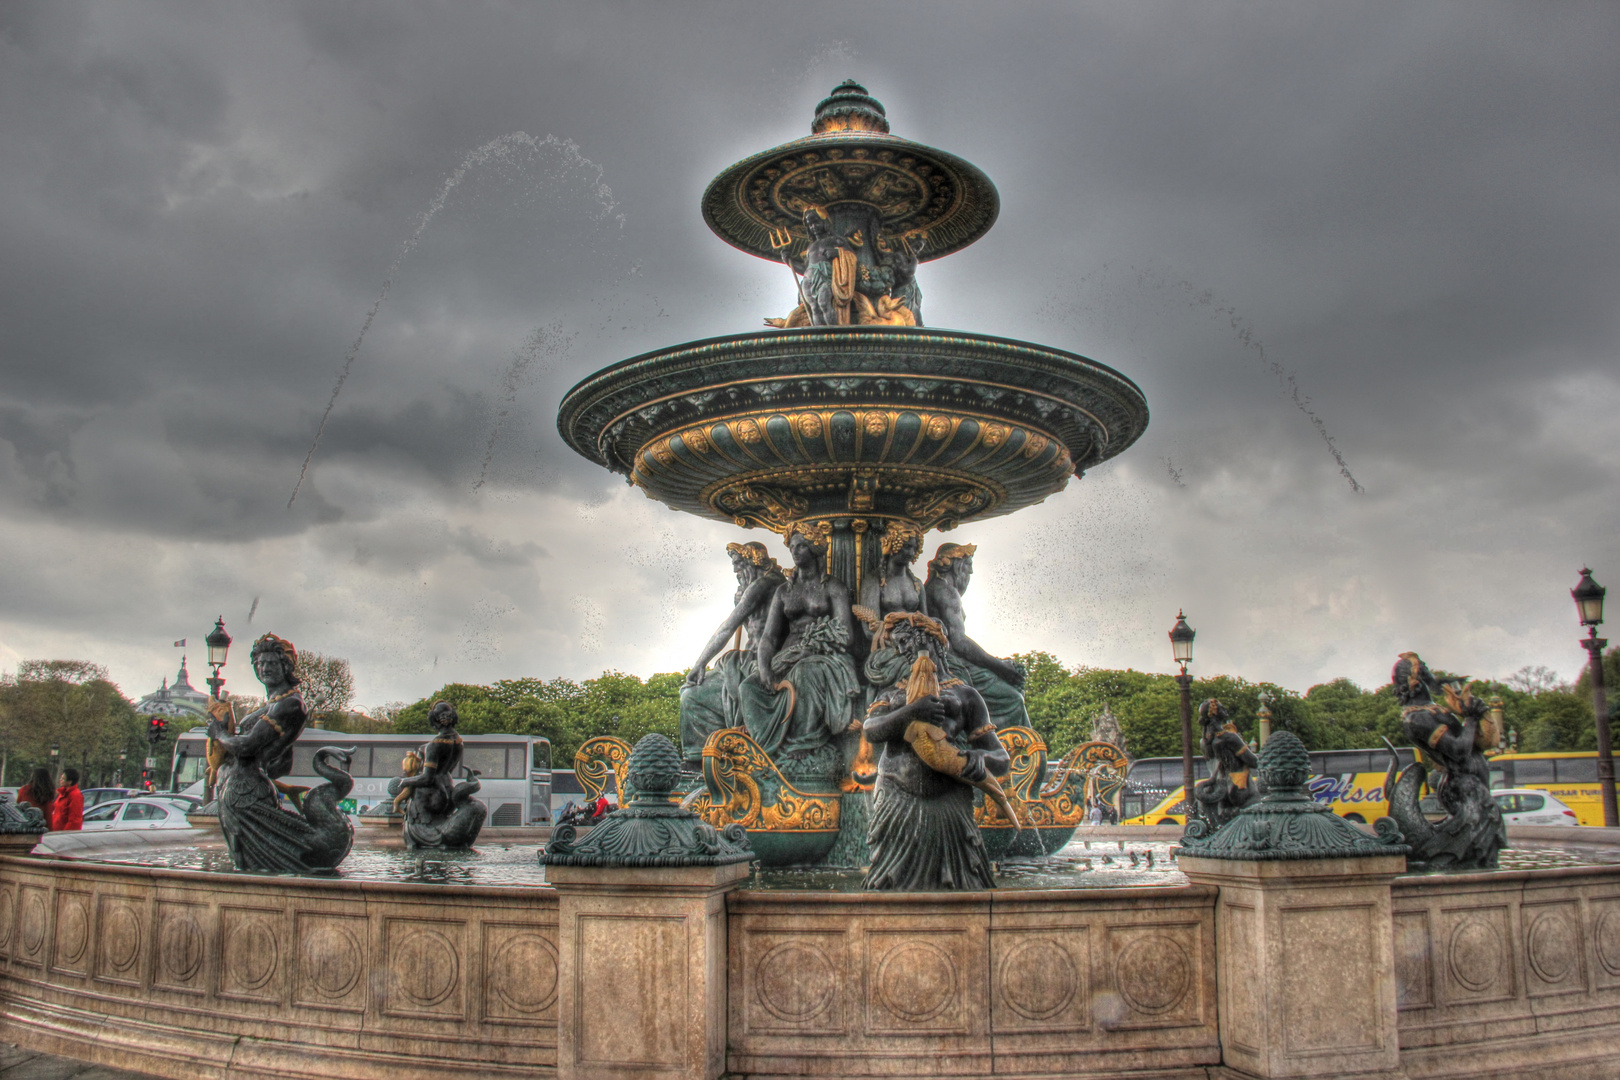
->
[205,616,232,702]
[1572,569,1616,828]
[1169,611,1197,821]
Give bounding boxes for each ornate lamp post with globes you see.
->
[1169,611,1197,819]
[1572,569,1616,827]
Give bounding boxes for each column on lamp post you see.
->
[1169,612,1197,822]
[1572,569,1617,828]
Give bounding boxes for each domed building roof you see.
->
[134,656,210,719]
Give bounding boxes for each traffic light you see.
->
[147,715,167,745]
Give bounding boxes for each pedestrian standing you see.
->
[17,767,55,822]
[51,768,83,832]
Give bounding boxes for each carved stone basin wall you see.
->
[2,842,1618,1079]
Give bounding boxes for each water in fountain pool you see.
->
[63,837,1620,890]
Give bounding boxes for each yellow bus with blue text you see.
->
[1118,747,1419,825]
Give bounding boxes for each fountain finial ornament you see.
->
[544,734,754,868]
[1177,730,1409,860]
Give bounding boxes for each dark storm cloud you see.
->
[0,1,1616,704]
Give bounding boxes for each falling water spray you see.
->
[288,133,620,509]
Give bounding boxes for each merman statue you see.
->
[1191,698,1258,828]
[861,612,1011,890]
[800,207,859,326]
[679,541,787,768]
[205,634,355,873]
[924,543,1030,729]
[388,701,488,850]
[1382,652,1506,870]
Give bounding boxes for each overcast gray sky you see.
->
[2,2,1617,710]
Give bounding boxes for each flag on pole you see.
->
[173,639,186,647]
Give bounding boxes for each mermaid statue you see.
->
[387,700,488,850]
[205,634,355,873]
[738,520,864,785]
[679,542,788,768]
[862,612,1011,890]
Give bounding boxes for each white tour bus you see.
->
[170,729,553,826]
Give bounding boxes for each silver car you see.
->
[78,798,194,832]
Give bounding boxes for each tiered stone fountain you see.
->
[559,80,1147,864]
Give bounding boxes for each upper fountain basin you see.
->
[557,326,1149,533]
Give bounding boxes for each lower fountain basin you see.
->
[3,827,1618,1080]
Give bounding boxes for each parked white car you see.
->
[1492,788,1578,826]
[79,798,194,832]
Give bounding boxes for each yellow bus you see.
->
[1487,752,1606,826]
[1118,747,1418,825]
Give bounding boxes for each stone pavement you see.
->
[0,1045,158,1080]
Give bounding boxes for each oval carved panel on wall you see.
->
[1115,936,1191,1015]
[101,905,142,974]
[1448,918,1504,993]
[392,929,459,1008]
[875,940,956,1024]
[159,913,205,984]
[225,918,278,991]
[19,892,46,956]
[55,897,89,965]
[487,932,557,1015]
[998,937,1078,1021]
[1592,907,1620,978]
[756,941,836,1023]
[1526,912,1577,984]
[301,923,363,999]
[0,889,14,951]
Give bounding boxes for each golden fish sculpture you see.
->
[900,653,1023,831]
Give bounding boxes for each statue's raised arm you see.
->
[678,542,787,767]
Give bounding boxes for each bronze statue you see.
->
[859,521,927,622]
[679,542,787,766]
[737,520,863,783]
[862,612,1010,890]
[1191,698,1258,827]
[801,207,859,326]
[205,634,354,873]
[387,701,487,850]
[1382,652,1506,870]
[924,543,1030,728]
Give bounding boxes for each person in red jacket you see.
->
[51,768,83,831]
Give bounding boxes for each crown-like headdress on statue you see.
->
[783,519,834,552]
[1392,651,1434,706]
[726,541,775,567]
[250,633,299,677]
[928,542,977,571]
[880,520,923,558]
[868,610,951,652]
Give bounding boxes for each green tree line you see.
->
[2,646,1614,786]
